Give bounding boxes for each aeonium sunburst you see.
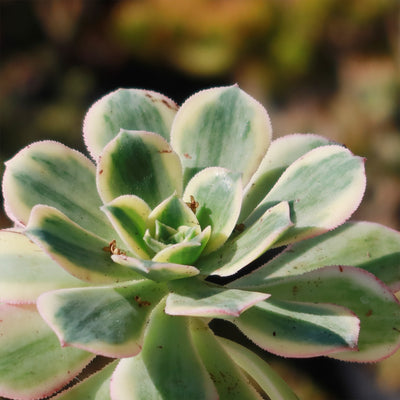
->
[1,85,399,400]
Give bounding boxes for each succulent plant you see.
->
[1,85,400,399]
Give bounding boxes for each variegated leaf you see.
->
[171,85,271,186]
[53,361,117,400]
[232,299,359,358]
[196,201,292,276]
[244,145,366,246]
[190,318,263,400]
[112,254,199,282]
[166,277,269,318]
[26,205,141,284]
[219,337,300,400]
[244,266,400,362]
[2,141,113,239]
[83,88,178,160]
[102,195,152,259]
[37,281,166,358]
[183,167,243,254]
[0,230,86,303]
[240,134,333,220]
[233,221,400,291]
[110,299,218,400]
[97,130,183,208]
[0,304,93,400]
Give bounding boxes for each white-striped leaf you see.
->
[97,130,183,208]
[240,134,333,220]
[0,304,94,400]
[26,205,141,284]
[165,277,269,318]
[232,299,359,358]
[219,337,300,400]
[110,299,218,400]
[0,230,86,303]
[112,254,199,282]
[196,201,292,276]
[183,167,243,254]
[83,88,178,160]
[2,141,113,240]
[246,265,400,362]
[233,221,400,292]
[190,318,263,400]
[171,85,271,186]
[37,281,166,358]
[245,145,366,246]
[102,195,152,260]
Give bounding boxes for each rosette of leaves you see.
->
[1,86,400,400]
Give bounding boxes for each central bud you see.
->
[143,194,211,265]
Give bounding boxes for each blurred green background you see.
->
[1,1,399,399]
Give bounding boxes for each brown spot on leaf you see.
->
[234,223,245,232]
[158,149,172,154]
[99,169,103,175]
[339,265,344,272]
[366,309,373,317]
[183,153,192,159]
[134,295,151,307]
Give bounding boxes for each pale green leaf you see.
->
[102,195,152,259]
[97,130,183,208]
[0,304,93,400]
[240,134,333,220]
[110,299,218,400]
[245,145,366,245]
[2,141,113,240]
[37,281,166,358]
[26,205,141,284]
[232,299,359,358]
[165,277,269,318]
[171,85,271,186]
[0,230,86,303]
[196,201,293,276]
[83,88,178,160]
[183,167,243,254]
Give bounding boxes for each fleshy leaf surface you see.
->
[232,299,359,358]
[112,254,199,282]
[165,277,269,317]
[26,205,141,283]
[171,85,271,186]
[244,145,366,245]
[37,281,166,358]
[152,226,211,264]
[0,230,86,303]
[83,88,178,160]
[190,318,263,400]
[2,141,113,239]
[183,167,243,254]
[241,265,400,362]
[240,134,333,220]
[0,304,93,400]
[196,201,292,276]
[53,361,117,400]
[233,221,400,291]
[110,299,218,400]
[97,130,183,208]
[102,195,152,259]
[219,338,300,400]
[146,193,199,233]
